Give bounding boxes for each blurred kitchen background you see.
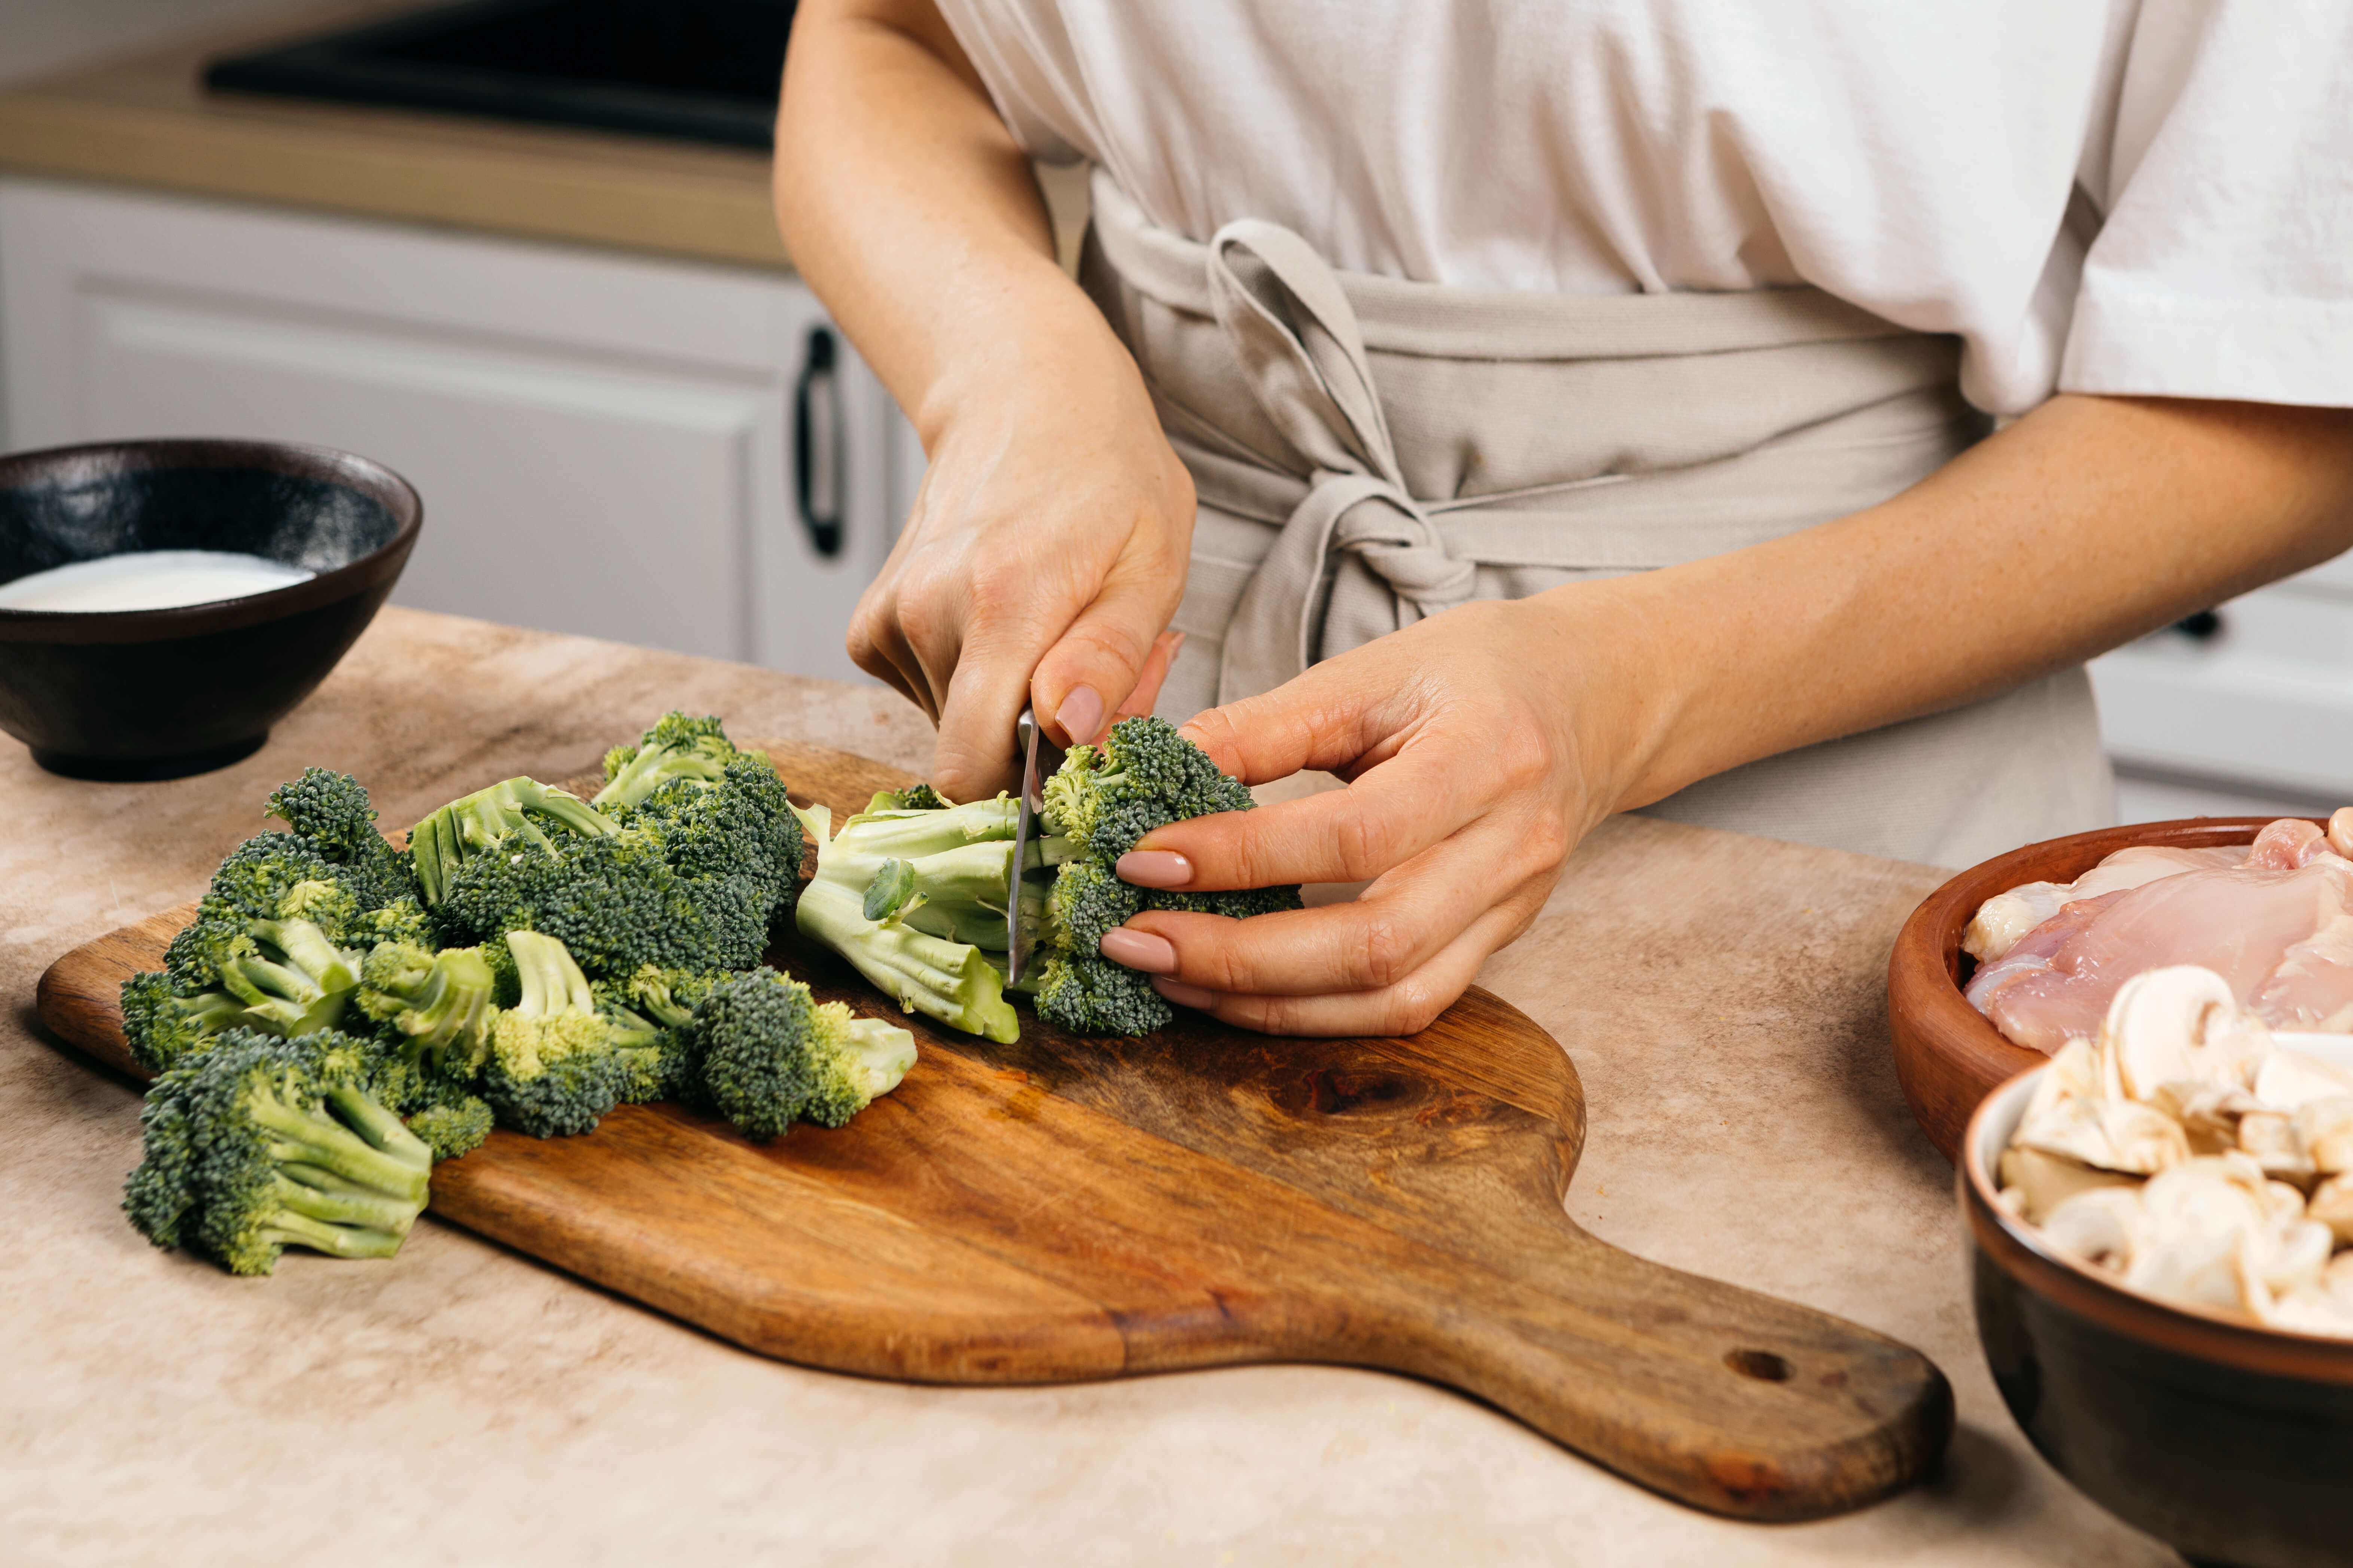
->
[1,1,2346,824]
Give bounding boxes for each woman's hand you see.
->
[849,352,1196,798]
[1097,598,1631,1035]
[777,0,1196,799]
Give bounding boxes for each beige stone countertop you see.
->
[0,607,2171,1565]
[0,0,1092,275]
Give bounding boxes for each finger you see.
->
[846,585,935,720]
[930,614,1048,800]
[1110,632,1184,727]
[1150,886,1546,1037]
[1176,652,1413,786]
[1031,563,1188,748]
[1126,717,1557,890]
[1117,806,1569,995]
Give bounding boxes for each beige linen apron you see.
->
[1080,172,2113,869]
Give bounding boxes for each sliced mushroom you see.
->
[2295,1095,2353,1174]
[2329,806,2353,861]
[2098,966,2271,1104]
[2252,1050,2353,1113]
[1999,1144,2139,1224]
[2307,1173,2353,1247]
[2239,1111,2318,1189]
[2152,1079,2263,1156]
[2042,1185,2143,1271]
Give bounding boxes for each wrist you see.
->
[1514,577,1701,824]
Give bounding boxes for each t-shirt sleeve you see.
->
[2059,0,2353,408]
[932,0,1092,166]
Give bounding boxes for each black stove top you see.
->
[205,0,796,150]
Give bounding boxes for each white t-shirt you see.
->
[935,1,2353,417]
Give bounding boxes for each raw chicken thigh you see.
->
[1968,810,2353,1054]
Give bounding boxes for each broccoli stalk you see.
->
[123,1030,433,1275]
[408,778,618,905]
[794,796,1027,1044]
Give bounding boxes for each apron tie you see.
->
[1205,219,1477,702]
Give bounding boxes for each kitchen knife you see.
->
[1007,707,1064,986]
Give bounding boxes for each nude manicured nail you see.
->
[1114,849,1192,888]
[1151,976,1218,1010]
[1098,927,1176,974]
[1055,686,1105,746]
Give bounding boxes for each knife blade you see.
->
[1007,707,1063,986]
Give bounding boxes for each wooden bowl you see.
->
[1886,816,2307,1163]
[1962,1069,2353,1568]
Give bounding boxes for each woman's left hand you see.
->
[1098,597,1626,1035]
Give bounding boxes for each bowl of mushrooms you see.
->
[1963,966,2353,1568]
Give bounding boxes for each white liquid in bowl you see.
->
[0,550,314,613]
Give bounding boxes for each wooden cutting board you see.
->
[37,739,1951,1522]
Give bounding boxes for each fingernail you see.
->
[1098,928,1176,974]
[1055,686,1105,746]
[1151,976,1217,1010]
[1115,849,1192,888]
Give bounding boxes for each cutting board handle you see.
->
[1374,1216,1952,1521]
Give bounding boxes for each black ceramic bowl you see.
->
[1963,1070,2353,1568]
[0,439,420,780]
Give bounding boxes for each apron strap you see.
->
[1206,219,1479,702]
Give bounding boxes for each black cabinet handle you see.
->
[794,326,844,558]
[2171,608,2224,643]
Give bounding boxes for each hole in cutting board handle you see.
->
[1723,1348,1793,1382]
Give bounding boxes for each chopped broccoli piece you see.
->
[358,941,497,1078]
[408,777,619,906]
[122,1029,432,1275]
[867,783,950,812]
[120,972,250,1073]
[1041,714,1256,860]
[592,711,736,812]
[433,827,771,978]
[1033,952,1175,1036]
[592,964,724,1101]
[480,931,662,1137]
[692,967,916,1140]
[403,1087,495,1162]
[265,767,418,910]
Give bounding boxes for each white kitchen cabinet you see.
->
[2092,559,2353,799]
[0,176,909,683]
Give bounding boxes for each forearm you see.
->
[774,0,1141,448]
[1571,394,2353,817]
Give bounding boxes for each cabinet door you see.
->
[0,177,899,683]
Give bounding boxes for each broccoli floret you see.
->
[589,964,724,1101]
[793,729,1296,1040]
[122,1029,432,1275]
[434,826,770,977]
[1032,952,1175,1037]
[402,1082,495,1162]
[266,767,418,910]
[629,755,804,915]
[357,941,497,1078]
[204,833,345,926]
[156,910,362,1037]
[479,931,663,1137]
[408,777,619,906]
[867,783,950,812]
[1041,715,1255,860]
[691,967,916,1139]
[592,711,737,812]
[356,896,435,949]
[120,971,249,1073]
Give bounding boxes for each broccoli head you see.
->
[691,967,917,1140]
[1032,951,1175,1037]
[1041,715,1255,860]
[120,972,249,1073]
[122,1029,432,1275]
[480,931,664,1137]
[592,711,737,812]
[265,767,418,910]
[408,777,619,906]
[357,940,497,1078]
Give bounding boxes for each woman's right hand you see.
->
[849,349,1197,799]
